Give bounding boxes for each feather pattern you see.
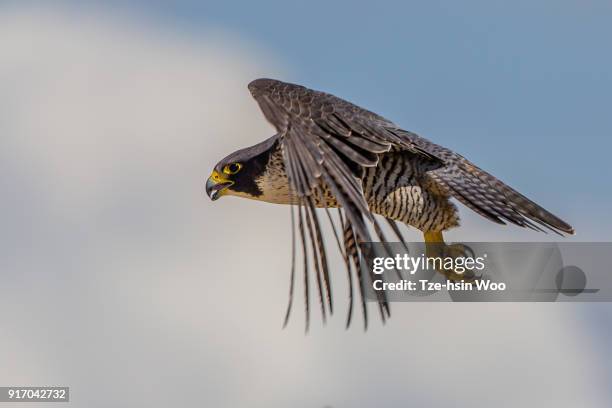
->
[247,78,574,329]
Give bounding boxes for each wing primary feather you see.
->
[319,150,368,208]
[317,144,372,239]
[281,142,302,196]
[284,139,311,194]
[344,219,371,330]
[385,217,411,254]
[303,198,327,323]
[322,206,351,319]
[363,254,390,322]
[342,215,365,329]
[282,202,297,329]
[321,172,369,239]
[324,207,347,261]
[372,216,403,285]
[297,201,310,333]
[309,197,333,315]
[292,130,323,179]
[338,209,354,329]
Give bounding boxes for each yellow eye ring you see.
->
[223,162,242,175]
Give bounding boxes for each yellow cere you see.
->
[210,170,230,183]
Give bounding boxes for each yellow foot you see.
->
[423,231,480,282]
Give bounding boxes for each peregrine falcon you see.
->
[206,78,574,328]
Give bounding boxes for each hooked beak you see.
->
[206,170,234,201]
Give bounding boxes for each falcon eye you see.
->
[224,162,242,175]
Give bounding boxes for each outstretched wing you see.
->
[249,78,421,329]
[249,78,415,235]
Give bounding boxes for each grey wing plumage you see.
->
[249,78,404,328]
[248,79,438,236]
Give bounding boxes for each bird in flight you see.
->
[206,78,574,328]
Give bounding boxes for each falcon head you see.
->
[206,135,279,201]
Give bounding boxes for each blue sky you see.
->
[79,0,612,227]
